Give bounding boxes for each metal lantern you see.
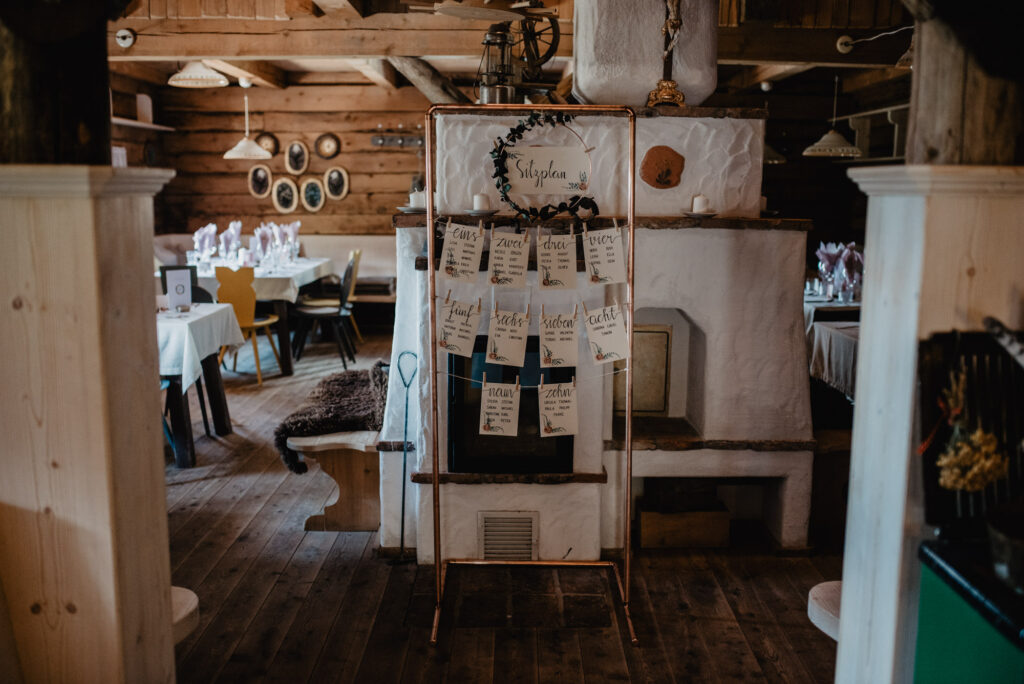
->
[478,23,516,104]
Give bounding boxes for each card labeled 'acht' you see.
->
[584,302,628,365]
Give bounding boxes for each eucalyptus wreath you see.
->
[490,111,600,221]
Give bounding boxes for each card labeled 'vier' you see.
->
[488,229,529,289]
[441,221,484,284]
[479,380,520,437]
[438,297,481,358]
[582,225,626,285]
[537,230,576,290]
[584,303,628,365]
[539,381,578,437]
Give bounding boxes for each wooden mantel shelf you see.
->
[410,469,608,485]
[394,214,812,232]
[111,116,175,132]
[605,417,816,452]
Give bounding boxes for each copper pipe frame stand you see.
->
[424,104,637,648]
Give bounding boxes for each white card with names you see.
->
[537,230,576,290]
[584,303,628,364]
[486,308,529,367]
[540,311,578,368]
[166,269,192,310]
[583,227,626,285]
[438,298,481,358]
[441,222,485,284]
[539,382,578,437]
[488,230,530,288]
[479,381,520,436]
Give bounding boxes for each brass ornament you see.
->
[646,79,686,108]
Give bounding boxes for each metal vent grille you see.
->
[478,511,539,561]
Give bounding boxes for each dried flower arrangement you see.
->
[934,365,1009,492]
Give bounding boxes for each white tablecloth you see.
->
[157,303,244,392]
[809,321,860,398]
[803,295,860,348]
[157,257,334,303]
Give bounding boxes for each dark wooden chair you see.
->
[291,257,357,369]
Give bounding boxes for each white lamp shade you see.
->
[223,137,272,160]
[802,129,862,158]
[168,62,229,88]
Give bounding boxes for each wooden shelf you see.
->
[111,116,175,132]
[394,214,812,232]
[410,469,608,485]
[605,416,816,452]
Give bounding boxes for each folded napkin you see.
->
[193,223,217,254]
[282,220,301,244]
[271,222,284,247]
[254,224,274,254]
[219,220,243,254]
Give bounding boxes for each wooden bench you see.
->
[286,430,381,531]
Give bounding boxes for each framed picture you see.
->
[314,132,340,159]
[284,140,309,175]
[255,132,279,156]
[300,177,326,213]
[271,177,298,214]
[247,164,272,199]
[323,166,350,200]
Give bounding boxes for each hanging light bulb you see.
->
[168,61,229,88]
[224,87,271,160]
[803,75,861,158]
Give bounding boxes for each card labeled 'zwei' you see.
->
[440,221,484,284]
[488,229,529,289]
[479,380,520,437]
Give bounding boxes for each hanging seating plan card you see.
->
[441,220,485,284]
[540,305,579,368]
[537,228,577,290]
[584,302,628,364]
[582,222,627,285]
[487,304,529,367]
[479,375,521,436]
[488,228,530,288]
[539,379,578,437]
[438,293,482,358]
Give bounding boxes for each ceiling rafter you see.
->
[201,60,287,88]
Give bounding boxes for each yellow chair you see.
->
[215,266,282,385]
[300,249,364,344]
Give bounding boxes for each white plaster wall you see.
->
[634,227,813,440]
[434,114,763,218]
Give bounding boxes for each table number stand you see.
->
[423,104,638,645]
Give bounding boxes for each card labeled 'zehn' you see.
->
[582,224,626,285]
[537,229,576,290]
[488,229,529,289]
[438,296,481,358]
[584,303,628,365]
[539,380,578,437]
[441,221,485,284]
[479,378,520,437]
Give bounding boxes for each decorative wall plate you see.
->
[247,164,272,199]
[255,132,279,156]
[271,177,298,214]
[284,140,309,175]
[314,132,340,159]
[300,177,326,212]
[323,166,350,200]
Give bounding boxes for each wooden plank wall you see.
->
[111,73,170,168]
[735,0,908,28]
[158,78,431,235]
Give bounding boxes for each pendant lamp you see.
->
[764,143,787,164]
[802,75,861,158]
[224,88,271,160]
[168,61,229,88]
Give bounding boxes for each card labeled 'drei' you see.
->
[537,230,576,290]
[584,303,628,365]
[486,307,529,367]
[539,381,578,437]
[488,229,529,289]
[540,310,578,368]
[479,380,520,437]
[438,297,481,358]
[441,221,485,284]
[582,225,626,285]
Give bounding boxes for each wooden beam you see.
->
[842,67,911,92]
[202,59,286,88]
[313,0,364,18]
[385,56,470,104]
[717,25,908,67]
[347,58,399,91]
[161,83,442,112]
[108,61,169,86]
[723,63,813,92]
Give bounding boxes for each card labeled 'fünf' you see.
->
[537,230,576,290]
[479,380,520,437]
[488,229,529,289]
[582,225,626,285]
[486,307,529,367]
[540,310,578,368]
[584,303,628,365]
[438,297,481,358]
[539,381,578,437]
[441,221,485,284]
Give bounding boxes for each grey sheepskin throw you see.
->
[274,361,389,473]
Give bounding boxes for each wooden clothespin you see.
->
[581,299,589,315]
[494,299,499,315]
[525,303,531,320]
[573,303,578,318]
[478,220,484,236]
[482,372,487,388]
[477,297,482,313]
[446,217,452,231]
[444,288,451,304]
[582,221,589,235]
[541,303,545,318]
[572,375,576,388]
[539,375,544,389]
[515,375,520,391]
[612,217,619,230]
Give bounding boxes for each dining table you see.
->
[158,256,334,376]
[803,294,860,350]
[809,321,860,399]
[158,302,244,467]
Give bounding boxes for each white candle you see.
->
[691,194,709,213]
[409,190,425,208]
[472,193,490,211]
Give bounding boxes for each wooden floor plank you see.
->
[445,628,495,684]
[353,561,418,684]
[623,571,677,684]
[493,627,538,684]
[640,556,716,683]
[536,629,585,683]
[579,627,631,682]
